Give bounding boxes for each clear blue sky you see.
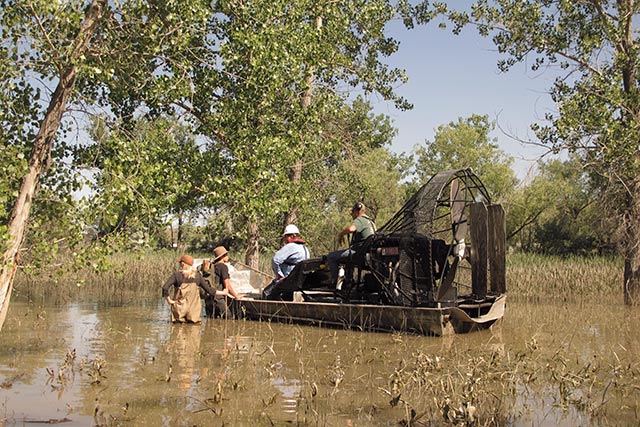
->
[371,15,560,180]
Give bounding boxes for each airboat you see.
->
[230,169,507,336]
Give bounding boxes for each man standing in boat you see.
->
[262,224,311,299]
[327,202,377,287]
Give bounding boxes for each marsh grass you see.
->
[9,250,631,426]
[7,269,638,427]
[334,333,640,426]
[506,253,623,303]
[166,317,639,427]
[14,249,273,304]
[15,251,625,305]
[23,311,640,427]
[14,250,200,304]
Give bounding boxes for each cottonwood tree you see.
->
[508,157,610,254]
[77,116,210,248]
[0,0,108,331]
[412,114,517,201]
[196,0,411,268]
[413,1,640,303]
[0,0,213,330]
[299,100,408,254]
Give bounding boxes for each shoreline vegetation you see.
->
[7,252,638,427]
[14,252,623,304]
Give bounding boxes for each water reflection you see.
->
[0,298,638,426]
[166,325,202,392]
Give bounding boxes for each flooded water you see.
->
[1,297,639,426]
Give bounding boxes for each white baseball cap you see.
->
[283,224,300,236]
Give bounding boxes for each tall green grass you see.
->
[14,250,176,304]
[14,251,625,304]
[506,252,623,303]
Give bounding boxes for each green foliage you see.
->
[302,147,410,255]
[508,157,614,255]
[0,0,101,261]
[0,0,218,265]
[190,0,412,261]
[77,0,213,119]
[412,114,517,201]
[2,0,414,275]
[407,2,640,276]
[75,116,209,246]
[418,2,640,285]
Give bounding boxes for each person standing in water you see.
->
[202,246,242,318]
[162,254,217,323]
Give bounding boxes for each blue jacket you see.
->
[271,239,310,279]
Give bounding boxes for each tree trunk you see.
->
[617,1,638,304]
[284,159,303,226]
[0,0,106,331]
[623,177,640,305]
[245,220,260,270]
[177,215,184,250]
[283,16,322,228]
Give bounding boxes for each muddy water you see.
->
[0,298,639,426]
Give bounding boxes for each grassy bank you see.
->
[14,251,624,304]
[506,252,623,303]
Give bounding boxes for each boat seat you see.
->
[261,258,332,301]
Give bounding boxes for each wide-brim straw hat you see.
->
[213,246,228,263]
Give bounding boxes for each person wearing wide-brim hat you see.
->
[162,254,217,323]
[212,246,228,263]
[201,245,241,318]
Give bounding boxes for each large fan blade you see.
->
[437,256,459,301]
[450,179,467,242]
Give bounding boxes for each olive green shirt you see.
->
[352,215,376,246]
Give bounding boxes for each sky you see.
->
[370,15,561,181]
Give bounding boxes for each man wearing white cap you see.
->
[271,224,311,281]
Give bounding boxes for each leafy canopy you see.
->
[413,114,517,201]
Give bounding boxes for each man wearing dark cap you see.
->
[327,202,376,287]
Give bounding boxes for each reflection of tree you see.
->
[167,324,202,391]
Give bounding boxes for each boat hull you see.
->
[230,294,506,336]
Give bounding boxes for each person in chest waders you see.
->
[201,246,242,318]
[162,254,217,323]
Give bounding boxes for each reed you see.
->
[14,251,625,304]
[15,250,197,304]
[342,333,640,426]
[13,248,274,304]
[506,253,623,303]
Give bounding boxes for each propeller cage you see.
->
[365,168,495,306]
[262,169,507,306]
